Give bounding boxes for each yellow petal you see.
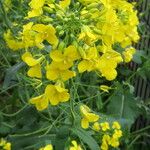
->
[64,45,80,61]
[78,60,93,73]
[32,24,47,32]
[44,144,53,150]
[46,70,58,81]
[86,113,99,122]
[50,50,64,62]
[100,85,111,93]
[59,0,71,9]
[22,52,40,66]
[29,0,45,9]
[101,68,117,81]
[81,118,89,129]
[27,9,43,18]
[27,64,42,78]
[59,92,70,102]
[30,94,48,111]
[45,85,60,105]
[61,70,76,81]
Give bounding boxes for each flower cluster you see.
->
[0,138,11,150]
[4,0,139,111]
[93,121,123,150]
[79,105,123,150]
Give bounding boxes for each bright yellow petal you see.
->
[27,64,42,78]
[29,94,48,111]
[27,9,43,18]
[46,70,58,81]
[81,118,89,129]
[45,85,60,105]
[61,70,76,81]
[29,0,45,9]
[78,60,93,73]
[59,92,70,102]
[59,0,71,9]
[86,113,99,122]
[32,24,47,32]
[64,45,80,61]
[101,68,117,81]
[50,50,64,62]
[44,144,53,150]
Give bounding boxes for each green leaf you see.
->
[133,50,145,64]
[71,128,99,150]
[107,84,140,127]
[3,62,25,89]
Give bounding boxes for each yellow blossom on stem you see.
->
[92,122,100,132]
[123,47,136,63]
[30,84,70,110]
[50,45,80,69]
[113,129,123,139]
[4,30,24,51]
[45,84,70,106]
[46,61,76,81]
[0,138,11,150]
[96,50,123,80]
[22,52,43,78]
[100,122,110,131]
[32,24,58,48]
[39,144,53,150]
[27,0,45,18]
[30,94,49,111]
[80,105,99,129]
[78,47,98,73]
[69,140,82,150]
[112,121,121,130]
[100,85,111,93]
[109,137,120,148]
[59,0,71,9]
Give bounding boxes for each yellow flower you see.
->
[100,122,110,131]
[45,84,70,106]
[109,137,120,148]
[112,121,121,130]
[46,61,76,81]
[4,30,24,51]
[0,138,11,150]
[101,134,110,150]
[92,122,100,132]
[69,140,82,150]
[50,45,80,69]
[30,84,70,110]
[30,94,49,111]
[80,105,99,129]
[27,0,45,18]
[22,52,43,78]
[96,50,123,80]
[32,24,58,48]
[39,144,53,150]
[123,47,136,63]
[78,47,98,73]
[59,0,71,9]
[22,22,36,49]
[101,141,108,150]
[113,129,122,139]
[78,25,97,45]
[100,85,111,93]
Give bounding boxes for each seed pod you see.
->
[78,47,86,59]
[43,6,54,13]
[86,3,99,9]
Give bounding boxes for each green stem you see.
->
[0,0,12,30]
[131,125,150,136]
[1,104,28,117]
